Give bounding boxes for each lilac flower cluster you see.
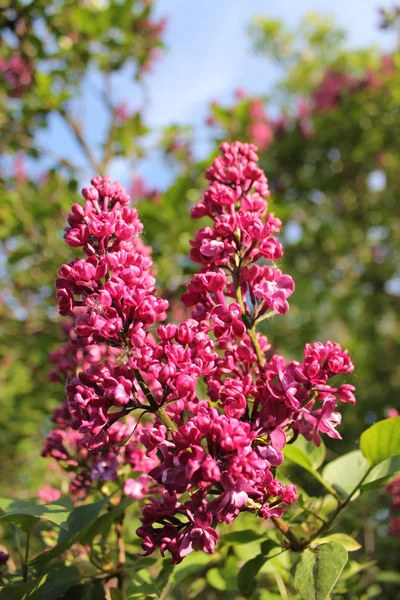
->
[47,143,356,563]
[0,54,33,97]
[386,462,400,538]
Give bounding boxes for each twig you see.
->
[133,369,177,431]
[156,406,178,431]
[102,73,117,172]
[271,517,303,552]
[254,310,275,325]
[303,466,373,547]
[247,327,265,366]
[59,107,102,173]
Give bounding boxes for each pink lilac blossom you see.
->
[207,56,394,149]
[136,142,356,562]
[49,143,356,563]
[0,54,33,97]
[386,475,400,538]
[312,61,394,112]
[38,486,62,503]
[0,550,9,578]
[247,99,274,150]
[135,14,167,75]
[130,175,160,204]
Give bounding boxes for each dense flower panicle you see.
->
[56,176,168,345]
[185,142,294,331]
[47,176,218,497]
[134,143,355,562]
[48,142,356,563]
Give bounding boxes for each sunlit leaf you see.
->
[360,417,400,466]
[291,542,348,600]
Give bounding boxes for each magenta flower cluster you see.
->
[386,474,400,539]
[206,55,395,151]
[46,142,356,563]
[0,54,33,98]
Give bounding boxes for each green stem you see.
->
[271,517,303,552]
[297,505,326,525]
[235,277,246,316]
[254,310,275,325]
[133,369,157,410]
[234,265,304,552]
[22,530,31,582]
[59,107,102,173]
[133,369,177,432]
[159,581,172,600]
[247,327,265,367]
[156,407,177,431]
[232,270,265,368]
[303,465,374,547]
[312,469,342,501]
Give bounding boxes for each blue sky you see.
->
[39,0,394,188]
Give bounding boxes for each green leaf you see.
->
[61,581,107,600]
[283,443,329,492]
[291,542,348,600]
[126,587,156,599]
[154,559,174,596]
[260,538,280,556]
[339,560,376,581]
[283,444,315,473]
[0,497,73,532]
[312,533,361,552]
[0,576,48,600]
[238,554,266,599]
[168,552,214,591]
[32,564,80,600]
[376,571,400,584]
[110,590,123,600]
[80,497,133,545]
[361,455,400,492]
[292,437,326,469]
[206,568,227,591]
[322,450,369,497]
[31,496,110,568]
[221,529,264,544]
[360,417,400,466]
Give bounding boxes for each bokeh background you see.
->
[1,0,399,596]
